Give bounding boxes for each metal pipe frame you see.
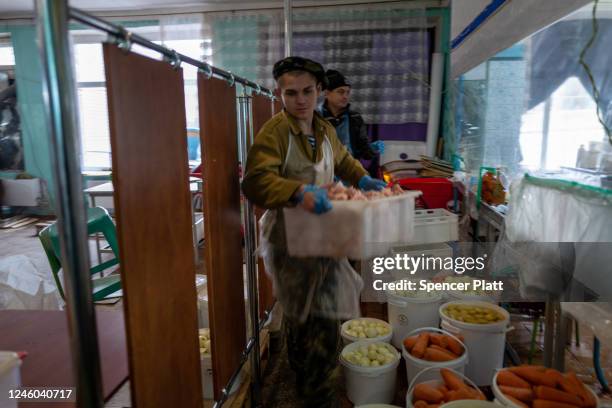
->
[212,310,271,408]
[68,7,274,98]
[237,91,263,408]
[284,0,293,57]
[37,6,275,407]
[36,0,104,406]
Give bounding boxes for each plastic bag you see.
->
[0,255,62,310]
[506,173,612,242]
[258,209,363,323]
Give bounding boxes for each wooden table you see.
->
[0,310,128,407]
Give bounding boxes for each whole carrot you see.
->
[440,368,466,391]
[411,332,430,359]
[447,387,474,401]
[559,375,583,396]
[403,335,418,351]
[429,333,448,349]
[429,344,455,355]
[499,385,534,402]
[497,370,531,389]
[566,372,597,408]
[436,383,449,401]
[532,399,581,408]
[534,385,583,406]
[509,366,557,387]
[445,335,464,356]
[544,368,565,387]
[413,383,444,403]
[413,401,428,408]
[424,346,458,362]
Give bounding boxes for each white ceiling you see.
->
[0,0,444,18]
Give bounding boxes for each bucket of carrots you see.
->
[406,367,486,407]
[492,365,600,408]
[402,328,468,384]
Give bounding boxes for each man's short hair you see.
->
[273,56,327,88]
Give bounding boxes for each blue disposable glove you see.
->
[295,184,333,214]
[370,140,385,155]
[358,175,387,192]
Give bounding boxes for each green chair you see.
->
[39,206,122,301]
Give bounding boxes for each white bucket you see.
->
[0,351,21,408]
[200,353,240,399]
[439,301,511,386]
[401,327,468,385]
[341,318,393,346]
[405,367,481,408]
[340,341,400,405]
[386,289,442,349]
[491,370,601,408]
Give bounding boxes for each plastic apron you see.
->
[258,132,363,323]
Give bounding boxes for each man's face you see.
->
[277,71,321,121]
[325,86,351,111]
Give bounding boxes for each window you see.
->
[0,35,24,171]
[0,41,15,66]
[74,43,110,170]
[73,32,212,169]
[520,77,606,170]
[453,2,611,176]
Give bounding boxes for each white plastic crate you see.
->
[412,208,458,244]
[283,191,421,259]
[389,242,453,280]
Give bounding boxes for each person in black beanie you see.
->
[319,69,384,161]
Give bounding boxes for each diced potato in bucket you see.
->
[344,318,391,339]
[442,304,504,324]
[342,342,397,367]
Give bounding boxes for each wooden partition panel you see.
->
[103,44,202,408]
[198,75,246,399]
[273,92,282,114]
[251,95,275,319]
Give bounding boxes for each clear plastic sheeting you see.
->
[0,255,62,310]
[448,1,612,178]
[505,172,612,242]
[561,302,612,344]
[451,0,591,78]
[490,238,574,299]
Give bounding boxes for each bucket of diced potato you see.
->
[439,301,510,386]
[401,327,468,385]
[406,367,486,407]
[341,317,393,345]
[340,341,401,405]
[492,366,600,408]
